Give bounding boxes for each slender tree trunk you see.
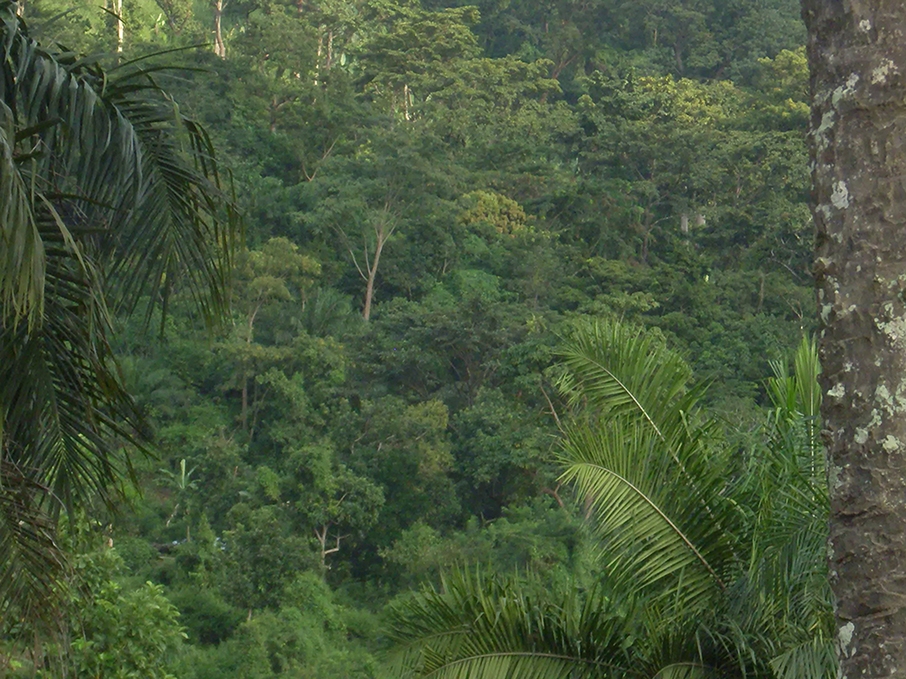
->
[270,96,279,133]
[803,1,906,675]
[315,29,323,85]
[362,226,386,322]
[113,0,124,54]
[213,0,225,58]
[338,206,396,321]
[314,525,341,573]
[402,83,411,121]
[673,41,684,74]
[343,208,396,322]
[325,30,333,71]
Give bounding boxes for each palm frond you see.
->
[555,320,742,610]
[0,4,238,330]
[1,203,143,512]
[649,663,715,679]
[0,459,65,626]
[390,323,833,679]
[559,419,739,611]
[0,2,238,628]
[556,319,707,451]
[725,336,833,678]
[389,570,641,679]
[0,98,45,326]
[769,638,836,679]
[99,84,239,328]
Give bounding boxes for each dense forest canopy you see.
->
[1,0,825,676]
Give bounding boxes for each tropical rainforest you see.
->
[0,0,830,677]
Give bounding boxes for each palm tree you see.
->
[388,320,834,678]
[0,3,238,626]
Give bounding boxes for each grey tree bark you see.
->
[802,1,906,676]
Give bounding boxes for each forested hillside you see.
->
[2,0,821,676]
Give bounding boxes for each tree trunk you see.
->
[673,41,684,75]
[113,0,124,54]
[212,0,225,59]
[315,28,323,85]
[803,1,906,675]
[325,30,333,71]
[314,525,341,573]
[402,83,411,121]
[338,205,396,321]
[240,376,248,431]
[362,228,385,322]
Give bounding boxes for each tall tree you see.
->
[802,1,906,675]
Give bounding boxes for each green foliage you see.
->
[4,0,821,675]
[69,578,184,679]
[382,500,594,589]
[6,541,185,678]
[0,1,238,629]
[389,321,833,678]
[174,572,378,679]
[348,396,458,551]
[451,387,556,516]
[218,503,312,610]
[169,586,244,645]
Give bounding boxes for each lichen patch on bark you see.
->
[871,58,898,84]
[838,620,855,655]
[882,435,901,452]
[831,73,860,106]
[831,181,851,209]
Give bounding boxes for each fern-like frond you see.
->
[555,320,742,612]
[0,1,238,629]
[389,570,641,679]
[559,419,739,611]
[769,638,836,679]
[0,459,64,626]
[556,319,706,450]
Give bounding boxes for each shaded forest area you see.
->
[3,0,819,676]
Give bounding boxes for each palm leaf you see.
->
[555,320,742,610]
[391,323,833,679]
[99,84,239,328]
[389,569,736,679]
[0,459,65,626]
[1,5,238,329]
[389,570,641,679]
[559,418,739,612]
[650,665,713,679]
[0,98,44,326]
[556,319,707,452]
[0,2,238,629]
[726,336,832,678]
[769,639,836,679]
